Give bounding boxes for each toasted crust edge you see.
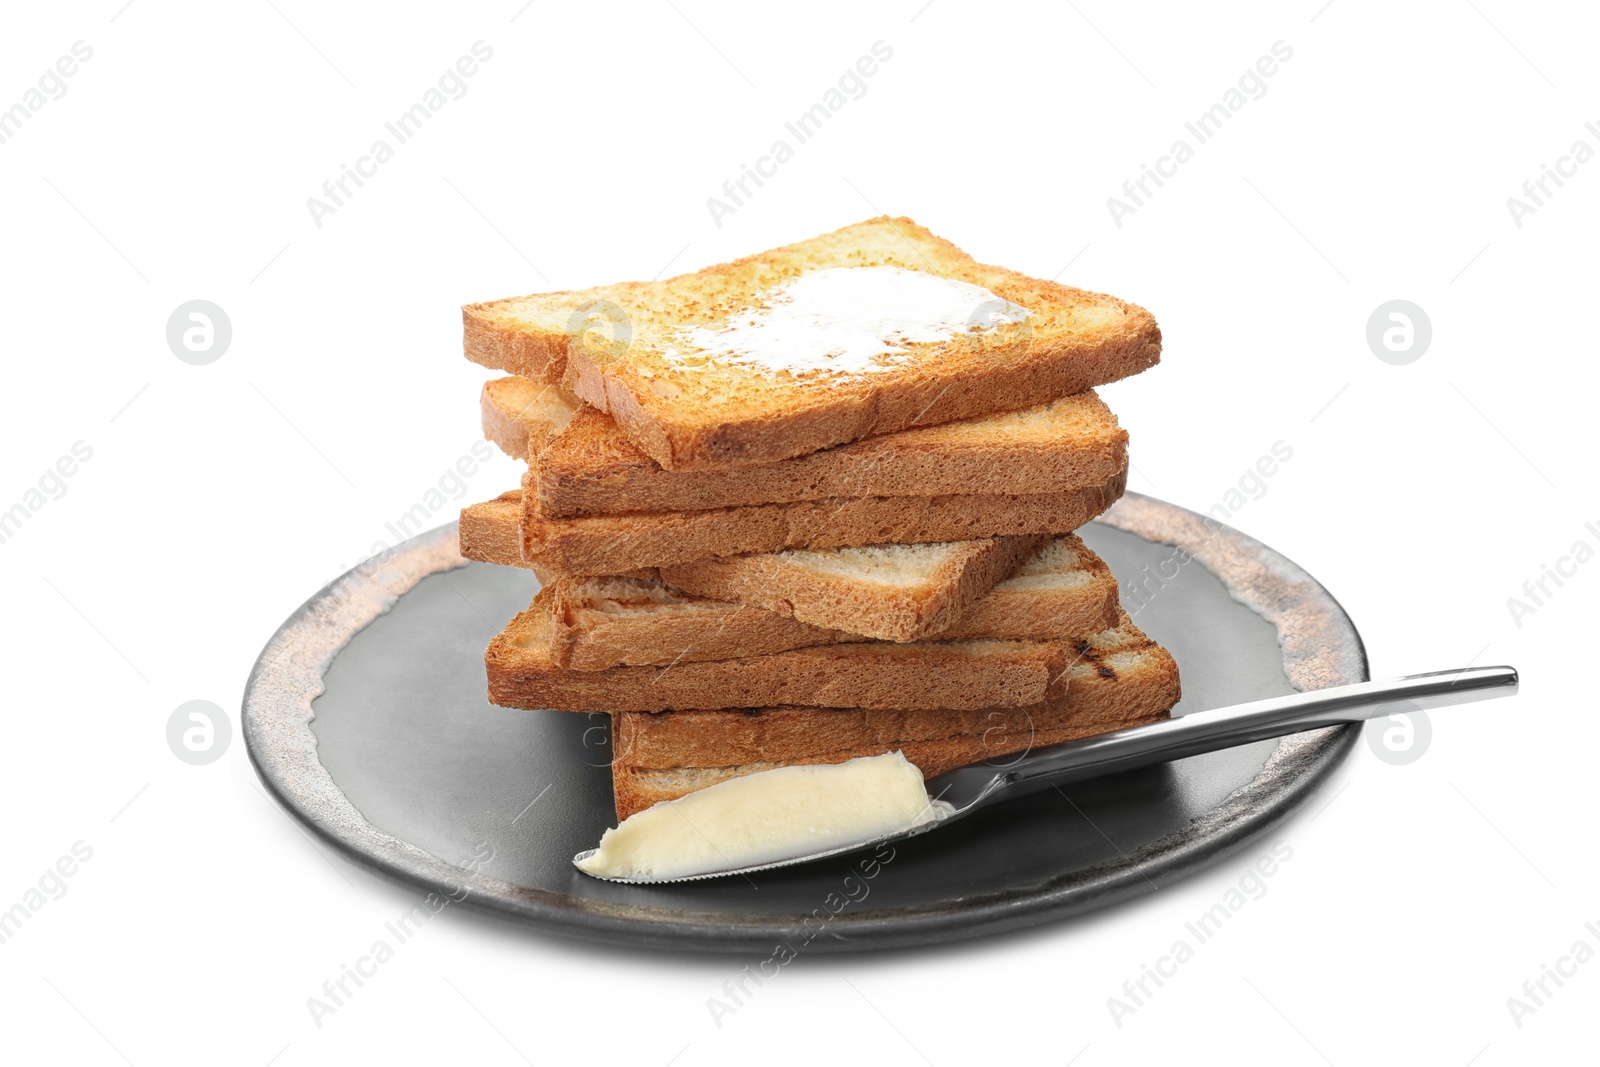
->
[469,470,1129,575]
[486,600,1072,713]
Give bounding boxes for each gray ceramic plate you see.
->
[243,493,1364,953]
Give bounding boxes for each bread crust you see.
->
[542,532,1120,669]
[511,390,1127,517]
[613,715,1170,819]
[614,611,1173,766]
[459,469,1126,575]
[486,593,1072,713]
[608,615,1180,817]
[528,472,1125,574]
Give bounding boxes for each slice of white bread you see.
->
[463,217,1160,470]
[480,377,580,459]
[609,612,1180,818]
[459,470,1127,575]
[657,535,1044,643]
[482,377,1127,518]
[486,589,1073,713]
[546,533,1119,669]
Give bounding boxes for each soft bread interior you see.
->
[770,541,973,588]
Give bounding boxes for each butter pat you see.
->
[576,752,954,881]
[675,265,1031,378]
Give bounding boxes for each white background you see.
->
[1,1,1596,1063]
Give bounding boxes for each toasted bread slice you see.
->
[481,377,1126,516]
[460,470,1126,575]
[464,217,1160,470]
[658,535,1043,643]
[544,537,1043,662]
[610,613,1180,817]
[944,534,1121,640]
[546,533,1119,669]
[459,492,526,572]
[615,611,1174,767]
[486,589,1073,713]
[480,377,579,459]
[614,716,1172,820]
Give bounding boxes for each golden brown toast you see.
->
[543,533,1119,669]
[464,217,1160,470]
[480,376,1127,518]
[459,470,1127,575]
[486,588,1074,713]
[609,612,1180,817]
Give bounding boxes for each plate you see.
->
[243,493,1365,953]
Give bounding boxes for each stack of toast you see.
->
[458,218,1180,820]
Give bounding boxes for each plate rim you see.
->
[242,493,1366,953]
